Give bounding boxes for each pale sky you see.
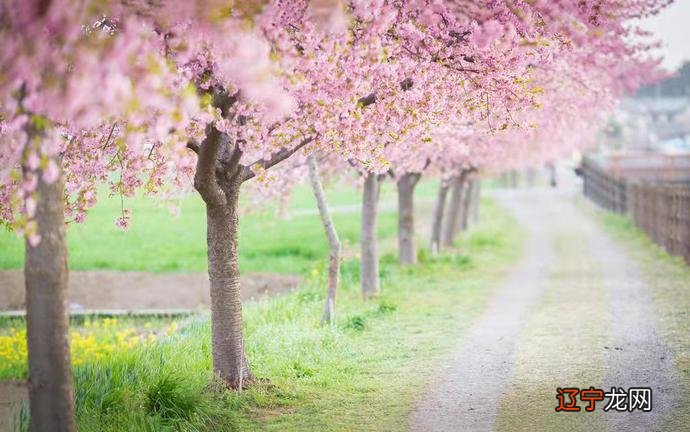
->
[638,0,690,71]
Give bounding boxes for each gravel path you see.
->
[591,225,683,431]
[410,183,682,431]
[409,188,556,432]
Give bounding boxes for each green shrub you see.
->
[377,300,397,315]
[144,373,202,421]
[344,315,367,331]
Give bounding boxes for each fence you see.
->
[582,157,628,213]
[582,155,690,265]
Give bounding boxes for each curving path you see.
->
[410,181,684,432]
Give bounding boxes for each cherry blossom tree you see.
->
[0,0,297,426]
[0,4,671,431]
[0,2,196,428]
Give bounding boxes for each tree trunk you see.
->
[429,181,449,255]
[193,126,251,390]
[205,180,251,389]
[499,172,509,188]
[397,173,420,265]
[190,92,312,389]
[276,193,290,220]
[361,173,380,299]
[509,170,518,188]
[307,155,341,324]
[546,162,558,187]
[459,179,473,231]
[442,171,467,247]
[470,180,481,225]
[25,158,76,432]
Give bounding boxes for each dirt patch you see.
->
[0,381,26,432]
[0,270,301,312]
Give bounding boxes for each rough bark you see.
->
[25,157,76,432]
[360,173,380,299]
[307,155,341,324]
[193,127,251,389]
[188,101,314,388]
[442,171,467,247]
[396,173,420,265]
[206,183,252,389]
[430,181,450,255]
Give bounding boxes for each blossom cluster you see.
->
[0,0,669,233]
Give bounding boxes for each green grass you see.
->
[7,197,524,431]
[0,180,439,274]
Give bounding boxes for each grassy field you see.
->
[2,194,524,431]
[0,180,438,274]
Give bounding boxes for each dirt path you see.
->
[409,188,557,431]
[592,226,682,431]
[0,270,300,312]
[410,182,684,431]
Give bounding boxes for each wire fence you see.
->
[582,155,690,265]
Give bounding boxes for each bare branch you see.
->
[186,140,200,154]
[400,78,414,91]
[100,123,118,150]
[357,93,377,107]
[228,142,244,170]
[240,135,315,183]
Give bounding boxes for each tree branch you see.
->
[400,78,413,91]
[186,139,200,154]
[240,135,315,183]
[211,87,239,118]
[100,123,118,150]
[227,142,244,170]
[357,93,377,107]
[193,126,225,206]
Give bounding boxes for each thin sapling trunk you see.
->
[307,154,341,324]
[360,172,380,299]
[470,180,481,225]
[459,179,473,231]
[442,170,467,247]
[430,180,449,255]
[396,172,420,265]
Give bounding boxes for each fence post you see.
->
[682,188,690,265]
[580,157,690,265]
